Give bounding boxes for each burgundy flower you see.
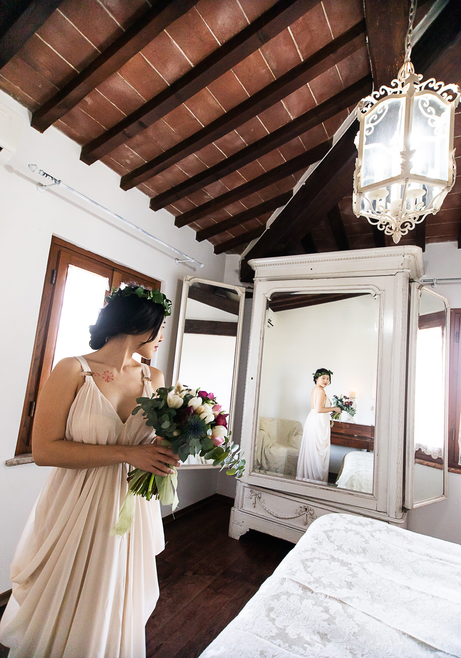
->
[216,413,228,428]
[198,390,208,399]
[177,406,193,423]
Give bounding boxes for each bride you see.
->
[296,368,340,483]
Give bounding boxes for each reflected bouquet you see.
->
[111,383,245,535]
[331,394,356,425]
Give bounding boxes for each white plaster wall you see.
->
[0,91,228,592]
[407,242,461,544]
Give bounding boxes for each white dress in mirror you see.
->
[296,371,338,483]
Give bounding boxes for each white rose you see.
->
[211,425,226,438]
[167,392,183,409]
[188,396,202,410]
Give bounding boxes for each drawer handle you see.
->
[248,490,316,525]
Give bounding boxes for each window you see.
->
[16,237,161,456]
[448,309,461,472]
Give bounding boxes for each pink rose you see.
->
[211,435,225,446]
[212,404,222,416]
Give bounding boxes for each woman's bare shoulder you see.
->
[52,356,84,377]
[149,365,165,389]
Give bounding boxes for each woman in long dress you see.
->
[0,285,180,658]
[296,368,340,483]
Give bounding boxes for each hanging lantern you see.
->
[353,4,460,243]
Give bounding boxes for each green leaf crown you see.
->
[106,285,172,316]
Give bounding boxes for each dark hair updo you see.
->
[313,368,333,384]
[89,284,166,350]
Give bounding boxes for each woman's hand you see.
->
[126,438,180,476]
[332,407,342,413]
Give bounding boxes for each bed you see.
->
[199,513,461,657]
[335,450,374,493]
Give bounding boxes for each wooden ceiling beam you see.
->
[363,0,410,89]
[372,225,386,248]
[196,191,292,242]
[240,121,358,281]
[188,286,240,315]
[414,220,426,251]
[327,204,350,251]
[269,292,365,312]
[300,233,318,254]
[80,0,320,165]
[0,0,64,69]
[174,139,331,227]
[120,19,366,191]
[151,75,371,211]
[214,226,266,255]
[31,0,200,133]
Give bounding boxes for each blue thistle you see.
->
[181,414,207,442]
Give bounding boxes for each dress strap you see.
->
[75,356,93,380]
[140,362,152,383]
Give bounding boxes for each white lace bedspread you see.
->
[200,514,461,657]
[335,451,374,493]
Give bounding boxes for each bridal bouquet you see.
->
[111,383,245,535]
[330,394,357,425]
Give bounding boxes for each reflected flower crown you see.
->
[105,285,172,317]
[312,368,333,383]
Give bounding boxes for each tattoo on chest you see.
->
[94,370,114,383]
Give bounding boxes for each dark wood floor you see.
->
[0,495,293,658]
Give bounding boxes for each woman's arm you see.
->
[313,388,341,414]
[32,358,179,474]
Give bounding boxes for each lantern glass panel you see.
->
[362,97,405,187]
[410,93,450,182]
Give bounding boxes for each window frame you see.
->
[16,236,161,456]
[448,308,461,473]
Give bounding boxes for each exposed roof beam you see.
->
[80,0,320,165]
[300,233,318,253]
[31,0,200,133]
[363,0,409,89]
[174,139,331,228]
[415,220,426,251]
[214,226,266,255]
[0,0,64,69]
[327,204,350,250]
[188,286,240,315]
[196,191,292,242]
[269,292,365,312]
[184,320,237,336]
[372,225,386,248]
[240,121,358,281]
[120,19,366,190]
[151,75,371,210]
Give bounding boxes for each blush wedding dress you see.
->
[296,391,332,483]
[0,356,164,658]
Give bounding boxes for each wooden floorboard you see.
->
[0,495,293,658]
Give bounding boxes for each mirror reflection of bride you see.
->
[296,368,340,483]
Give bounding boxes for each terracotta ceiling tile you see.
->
[77,88,125,129]
[274,177,297,194]
[348,234,375,250]
[281,84,316,119]
[175,153,207,178]
[162,104,202,140]
[206,207,233,222]
[118,54,168,102]
[238,0,278,23]
[166,8,220,65]
[237,160,266,181]
[322,109,349,138]
[59,0,123,51]
[184,88,225,126]
[271,137,305,161]
[55,117,87,144]
[258,101,291,132]
[100,154,128,175]
[217,200,247,216]
[207,70,249,111]
[308,66,343,104]
[322,0,364,38]
[236,116,269,145]
[211,131,246,157]
[257,183,287,200]
[36,10,99,73]
[237,192,267,208]
[256,149,286,171]
[165,197,196,214]
[127,120,181,155]
[290,3,332,61]
[232,50,275,96]
[196,0,247,44]
[137,184,156,198]
[97,0,149,27]
[193,216,218,231]
[59,106,106,141]
[201,179,231,198]
[121,136,162,164]
[157,164,190,187]
[260,29,302,78]
[184,188,214,206]
[441,192,461,210]
[193,142,228,167]
[106,143,146,170]
[148,171,179,195]
[0,57,57,107]
[336,44,370,88]
[141,31,192,85]
[218,170,247,190]
[18,35,75,87]
[96,73,146,115]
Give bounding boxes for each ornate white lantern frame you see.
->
[353,61,460,243]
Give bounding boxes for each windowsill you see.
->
[5,453,34,466]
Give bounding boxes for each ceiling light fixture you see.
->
[352,0,460,243]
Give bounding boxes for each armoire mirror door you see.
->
[172,277,245,466]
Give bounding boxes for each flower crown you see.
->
[312,368,333,378]
[105,285,172,316]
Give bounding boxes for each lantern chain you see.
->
[404,0,417,63]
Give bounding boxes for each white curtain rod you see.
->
[28,164,204,268]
